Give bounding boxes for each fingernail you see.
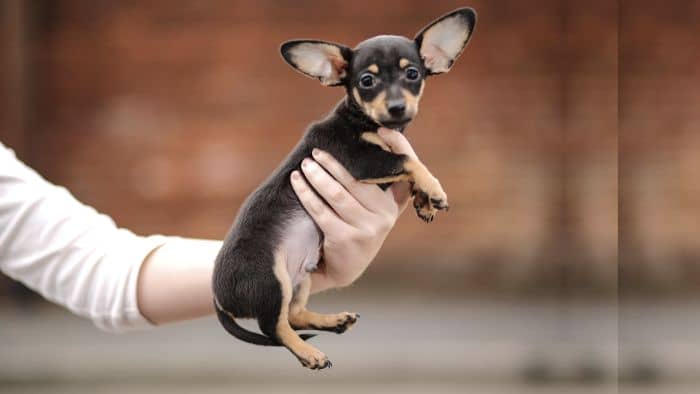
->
[312,148,323,159]
[302,158,318,170]
[291,170,301,181]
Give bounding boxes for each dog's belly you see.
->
[279,212,322,289]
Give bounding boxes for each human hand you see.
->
[290,127,419,293]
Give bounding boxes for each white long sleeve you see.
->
[0,142,169,332]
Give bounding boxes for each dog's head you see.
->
[280,7,476,129]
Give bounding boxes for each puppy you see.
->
[213,7,476,370]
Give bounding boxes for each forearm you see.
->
[136,238,222,325]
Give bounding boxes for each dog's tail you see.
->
[213,298,316,346]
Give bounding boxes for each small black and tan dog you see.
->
[213,7,476,370]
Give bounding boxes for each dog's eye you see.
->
[359,73,376,89]
[405,66,420,81]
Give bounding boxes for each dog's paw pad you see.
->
[416,205,436,223]
[412,185,448,222]
[333,312,359,334]
[297,350,331,370]
[413,190,428,209]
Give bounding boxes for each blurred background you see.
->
[0,0,692,393]
[620,1,700,393]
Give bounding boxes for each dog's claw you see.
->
[415,205,436,223]
[430,198,449,211]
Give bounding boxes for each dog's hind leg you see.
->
[259,251,331,370]
[289,276,359,334]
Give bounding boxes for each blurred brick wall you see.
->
[1,0,621,295]
[621,0,700,295]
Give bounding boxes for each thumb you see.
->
[377,127,418,159]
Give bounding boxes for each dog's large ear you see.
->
[280,40,353,86]
[414,8,476,75]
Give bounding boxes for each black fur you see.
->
[212,7,476,361]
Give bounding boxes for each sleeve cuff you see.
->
[92,233,172,333]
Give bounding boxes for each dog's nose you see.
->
[387,100,406,117]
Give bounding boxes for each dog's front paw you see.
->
[412,180,449,223]
[332,312,359,334]
[425,177,449,211]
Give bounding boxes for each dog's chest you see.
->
[279,212,322,288]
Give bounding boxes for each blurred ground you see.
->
[0,382,622,394]
[2,293,621,393]
[2,294,700,393]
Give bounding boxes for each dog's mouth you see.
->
[379,118,412,130]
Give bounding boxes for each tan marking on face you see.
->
[401,80,424,118]
[360,132,391,152]
[399,58,410,68]
[367,64,379,74]
[352,88,363,108]
[272,250,329,369]
[352,88,362,108]
[402,89,419,117]
[366,91,388,121]
[353,88,388,123]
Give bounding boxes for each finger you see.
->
[290,170,351,235]
[377,128,418,159]
[311,148,395,214]
[300,158,372,226]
